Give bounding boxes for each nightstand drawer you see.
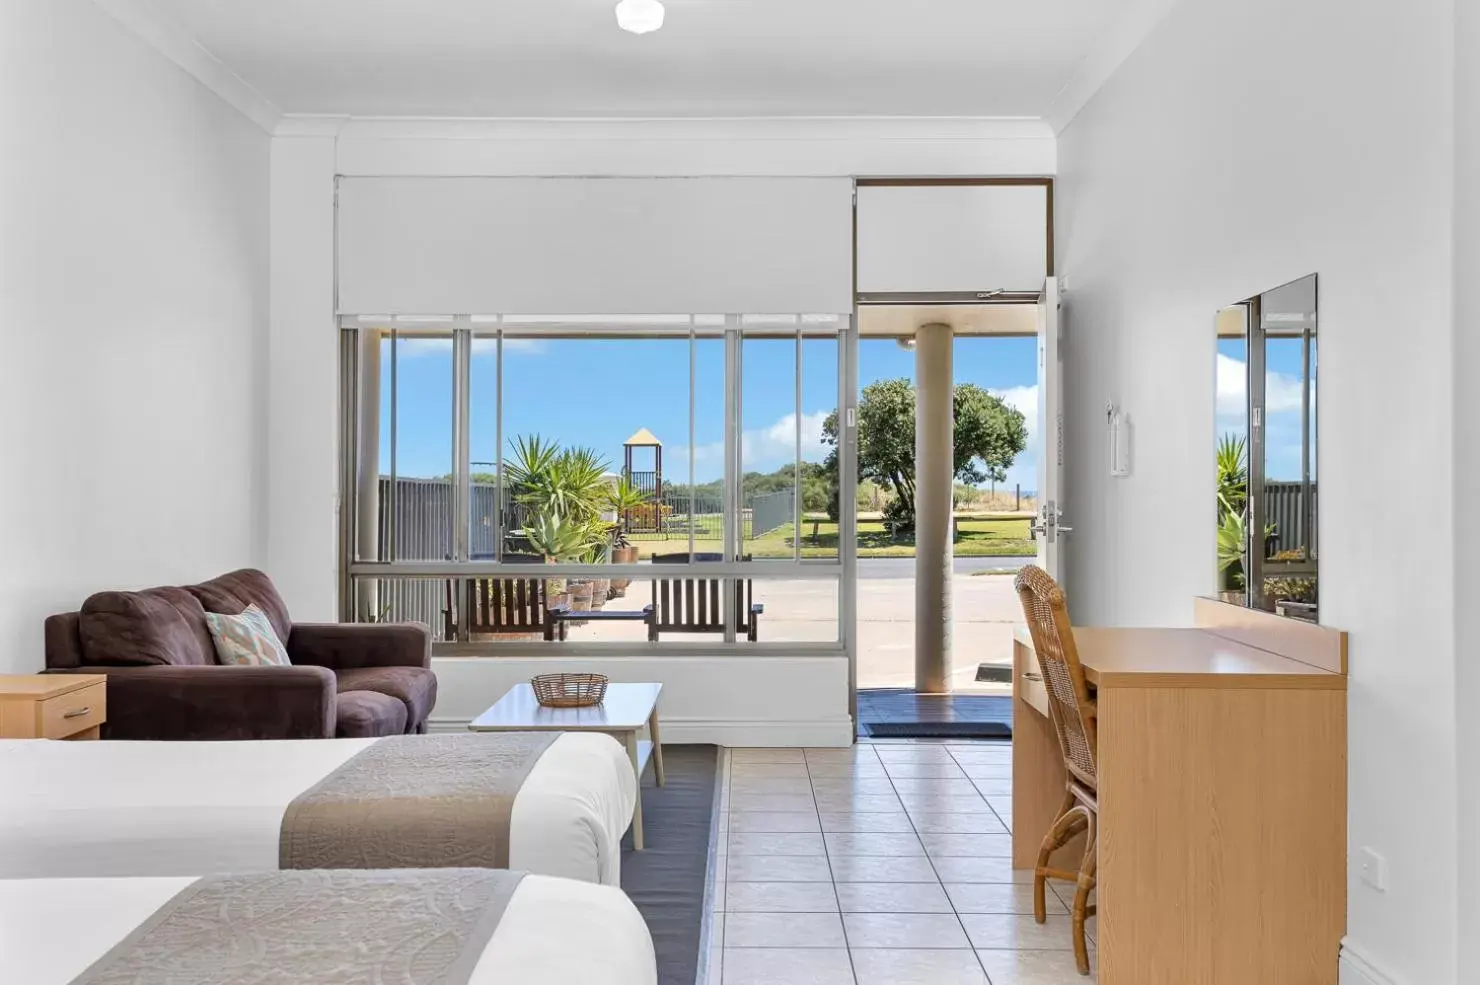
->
[38,681,106,739]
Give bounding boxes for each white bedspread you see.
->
[0,874,657,985]
[0,734,635,885]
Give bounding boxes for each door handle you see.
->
[63,706,91,719]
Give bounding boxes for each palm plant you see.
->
[511,436,612,523]
[524,510,601,562]
[606,476,650,546]
[1216,433,1248,517]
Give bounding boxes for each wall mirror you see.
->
[1214,273,1318,621]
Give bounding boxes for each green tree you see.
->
[821,378,1028,532]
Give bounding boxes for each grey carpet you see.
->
[620,745,719,985]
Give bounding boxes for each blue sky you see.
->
[380,334,1042,490]
[1216,337,1317,482]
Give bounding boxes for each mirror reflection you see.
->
[1214,274,1318,621]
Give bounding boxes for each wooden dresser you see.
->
[1013,600,1347,985]
[0,674,107,740]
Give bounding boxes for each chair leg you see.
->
[1034,792,1087,924]
[1072,811,1099,976]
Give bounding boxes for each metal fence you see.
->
[1264,480,1317,556]
[750,488,796,538]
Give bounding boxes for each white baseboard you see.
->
[429,716,853,748]
[1340,942,1400,985]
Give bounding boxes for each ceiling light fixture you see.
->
[615,0,665,34]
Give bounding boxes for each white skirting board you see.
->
[428,655,854,748]
[1339,943,1400,985]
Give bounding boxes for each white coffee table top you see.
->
[468,682,663,732]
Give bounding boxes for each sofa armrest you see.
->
[83,665,336,741]
[287,622,432,671]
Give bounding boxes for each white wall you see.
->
[1453,0,1480,967]
[1056,0,1457,981]
[0,0,269,674]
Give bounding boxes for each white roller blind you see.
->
[337,177,855,315]
[856,184,1049,294]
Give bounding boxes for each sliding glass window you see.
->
[340,314,852,653]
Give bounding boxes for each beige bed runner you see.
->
[280,732,559,870]
[70,869,525,985]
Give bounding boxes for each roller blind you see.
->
[856,184,1049,294]
[337,177,855,315]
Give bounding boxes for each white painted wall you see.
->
[0,0,269,674]
[1453,0,1480,969]
[1056,0,1456,982]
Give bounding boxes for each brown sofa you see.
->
[44,569,436,740]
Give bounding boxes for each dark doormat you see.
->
[620,745,719,985]
[858,690,1014,739]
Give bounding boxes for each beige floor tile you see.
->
[910,812,1008,835]
[882,762,969,779]
[920,832,1014,858]
[731,763,811,780]
[729,831,827,856]
[930,857,1033,884]
[843,912,971,949]
[729,793,818,813]
[726,854,833,882]
[818,812,918,833]
[828,855,940,883]
[874,747,959,764]
[946,744,1013,762]
[805,746,881,762]
[813,793,906,814]
[888,777,981,796]
[958,763,1013,780]
[897,792,989,814]
[835,881,954,914]
[721,948,855,985]
[824,831,926,857]
[731,748,807,764]
[725,911,848,948]
[730,777,816,796]
[850,949,988,985]
[809,777,898,795]
[806,762,890,778]
[972,779,1014,796]
[725,881,839,913]
[730,811,821,833]
[958,913,1078,950]
[944,883,1067,915]
[974,946,1096,983]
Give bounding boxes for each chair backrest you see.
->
[1014,564,1098,790]
[650,552,755,634]
[444,572,552,639]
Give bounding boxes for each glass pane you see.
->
[1260,328,1317,609]
[749,578,840,643]
[1215,317,1249,599]
[385,333,455,561]
[741,334,799,559]
[801,336,841,559]
[500,335,690,567]
[352,577,453,643]
[646,334,726,559]
[469,334,500,560]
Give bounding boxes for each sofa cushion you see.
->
[205,604,292,667]
[336,690,408,738]
[336,666,437,731]
[187,569,292,643]
[77,587,214,666]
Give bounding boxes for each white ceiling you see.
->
[144,0,1127,118]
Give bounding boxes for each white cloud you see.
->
[1216,353,1308,417]
[676,409,833,475]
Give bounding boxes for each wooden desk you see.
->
[0,674,107,740]
[1013,621,1346,984]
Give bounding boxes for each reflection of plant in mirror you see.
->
[1265,548,1317,605]
[1216,434,1248,515]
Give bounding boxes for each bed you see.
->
[0,732,635,886]
[0,869,657,985]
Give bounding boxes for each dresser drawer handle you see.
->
[1022,672,1043,683]
[63,706,92,719]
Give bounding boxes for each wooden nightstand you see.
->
[0,675,107,740]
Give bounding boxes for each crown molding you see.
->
[1045,0,1182,134]
[275,115,352,138]
[320,115,1056,144]
[90,0,281,133]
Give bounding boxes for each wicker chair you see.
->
[1014,564,1098,975]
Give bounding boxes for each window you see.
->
[340,315,852,652]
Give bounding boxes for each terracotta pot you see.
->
[610,545,639,593]
[589,577,611,608]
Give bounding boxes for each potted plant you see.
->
[606,477,649,594]
[525,509,599,614]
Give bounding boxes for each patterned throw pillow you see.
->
[204,604,291,667]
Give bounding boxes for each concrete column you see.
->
[355,329,382,619]
[914,323,954,693]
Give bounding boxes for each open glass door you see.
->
[1034,277,1068,579]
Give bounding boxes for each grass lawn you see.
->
[630,514,1035,559]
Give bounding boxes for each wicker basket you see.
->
[531,673,609,708]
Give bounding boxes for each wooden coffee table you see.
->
[468,682,665,849]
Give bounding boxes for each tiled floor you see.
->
[705,741,1096,985]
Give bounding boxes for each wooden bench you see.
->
[648,552,764,642]
[444,572,568,642]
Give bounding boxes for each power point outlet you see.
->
[1357,847,1387,891]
